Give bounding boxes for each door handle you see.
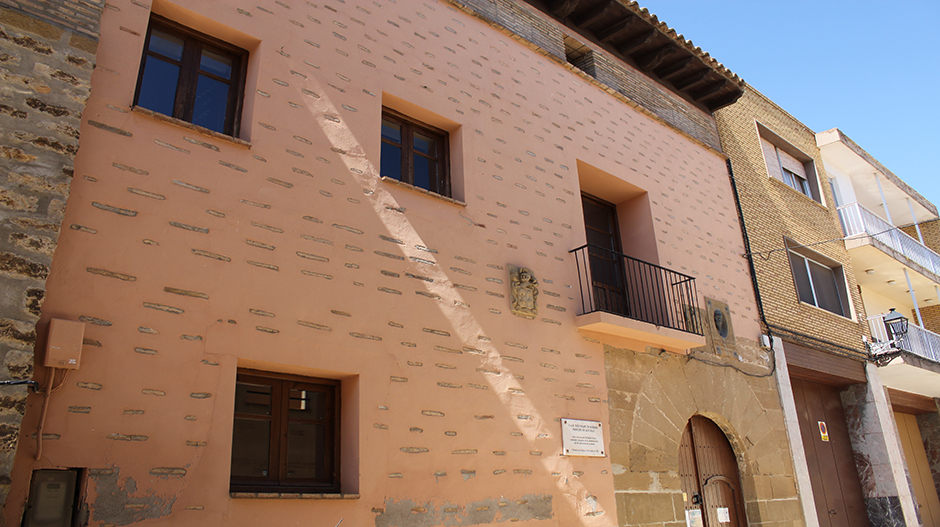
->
[829,510,837,515]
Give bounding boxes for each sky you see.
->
[638,0,940,207]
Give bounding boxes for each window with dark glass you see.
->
[787,250,848,316]
[231,370,340,493]
[782,168,811,198]
[380,109,450,196]
[135,16,247,136]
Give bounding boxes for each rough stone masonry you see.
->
[0,0,103,507]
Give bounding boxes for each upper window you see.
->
[782,168,811,198]
[230,370,340,493]
[380,108,450,197]
[757,123,822,203]
[787,248,849,317]
[135,16,247,137]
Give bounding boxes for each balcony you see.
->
[570,244,705,352]
[838,202,940,280]
[868,312,940,398]
[869,313,940,363]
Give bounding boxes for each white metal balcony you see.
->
[838,202,940,278]
[868,313,940,363]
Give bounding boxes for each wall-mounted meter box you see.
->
[24,469,78,527]
[43,319,84,370]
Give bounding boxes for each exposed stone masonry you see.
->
[0,0,102,506]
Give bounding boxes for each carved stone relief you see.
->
[509,265,539,319]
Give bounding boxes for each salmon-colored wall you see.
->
[4,0,758,525]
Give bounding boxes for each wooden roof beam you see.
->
[550,0,581,18]
[617,28,655,55]
[691,80,727,101]
[707,91,741,111]
[672,69,709,90]
[573,1,616,28]
[597,15,637,42]
[655,56,694,80]
[636,44,678,72]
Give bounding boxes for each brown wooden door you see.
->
[679,416,747,527]
[791,378,870,527]
[895,411,940,527]
[581,193,627,315]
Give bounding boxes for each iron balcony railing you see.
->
[570,244,702,335]
[868,312,940,363]
[838,202,940,277]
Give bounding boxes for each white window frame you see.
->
[787,249,849,317]
[781,168,811,198]
[756,121,824,205]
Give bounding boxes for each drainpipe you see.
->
[906,198,925,244]
[725,159,771,341]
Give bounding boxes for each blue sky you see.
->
[639,0,940,207]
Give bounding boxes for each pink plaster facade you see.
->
[3,0,767,525]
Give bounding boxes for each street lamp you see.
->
[883,308,909,342]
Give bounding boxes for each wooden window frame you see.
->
[134,15,248,137]
[230,369,340,493]
[381,108,451,197]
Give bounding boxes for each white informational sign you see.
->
[685,509,704,527]
[561,418,605,457]
[717,507,731,523]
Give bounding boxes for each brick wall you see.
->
[0,1,102,507]
[902,218,940,254]
[715,87,868,356]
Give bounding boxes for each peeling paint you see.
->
[374,494,552,526]
[90,469,176,525]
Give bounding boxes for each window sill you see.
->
[380,176,466,207]
[131,106,252,149]
[768,177,828,210]
[796,300,855,323]
[230,492,359,500]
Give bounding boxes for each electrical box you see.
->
[24,469,78,527]
[44,319,84,370]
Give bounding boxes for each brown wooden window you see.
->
[230,370,340,493]
[135,16,247,137]
[380,109,450,196]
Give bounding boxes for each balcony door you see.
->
[582,194,627,315]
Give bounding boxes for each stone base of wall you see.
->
[603,334,804,527]
[0,1,102,508]
[864,496,905,527]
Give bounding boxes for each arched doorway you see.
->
[679,416,747,527]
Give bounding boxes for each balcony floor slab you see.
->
[878,353,940,399]
[575,311,705,353]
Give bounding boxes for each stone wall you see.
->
[603,323,804,527]
[918,403,940,504]
[0,0,102,507]
[841,367,921,527]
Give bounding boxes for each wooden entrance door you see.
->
[791,378,870,527]
[895,411,940,527]
[679,416,747,527]
[581,194,627,315]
